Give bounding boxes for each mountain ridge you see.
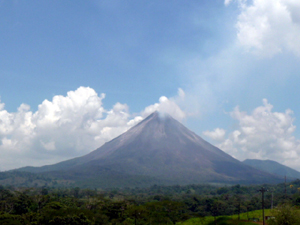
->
[243,159,300,179]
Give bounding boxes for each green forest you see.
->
[1,179,300,225]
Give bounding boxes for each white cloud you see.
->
[224,0,234,6]
[203,128,226,141]
[0,87,185,171]
[227,0,300,57]
[204,99,300,170]
[141,88,186,121]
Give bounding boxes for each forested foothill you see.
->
[1,179,300,224]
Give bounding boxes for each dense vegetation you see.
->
[1,179,300,224]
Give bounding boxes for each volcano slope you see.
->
[16,112,281,188]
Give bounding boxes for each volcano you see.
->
[17,112,281,187]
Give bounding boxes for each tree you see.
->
[211,200,226,224]
[268,204,300,225]
[49,213,91,225]
[13,192,33,215]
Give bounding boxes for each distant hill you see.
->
[4,112,282,188]
[243,159,300,180]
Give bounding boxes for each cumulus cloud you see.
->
[0,87,185,171]
[227,0,300,57]
[204,99,300,170]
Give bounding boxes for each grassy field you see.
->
[177,209,272,225]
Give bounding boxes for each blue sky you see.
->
[0,0,229,113]
[1,0,300,171]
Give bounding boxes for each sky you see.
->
[1,0,300,171]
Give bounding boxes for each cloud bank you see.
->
[0,87,185,171]
[227,0,300,57]
[204,99,300,170]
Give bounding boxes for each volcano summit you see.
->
[16,112,280,188]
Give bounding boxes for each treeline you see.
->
[0,171,71,187]
[1,179,300,224]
